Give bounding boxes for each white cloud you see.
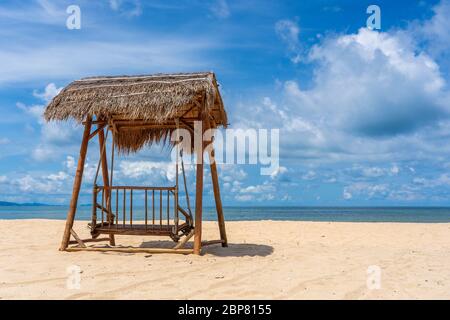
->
[33,83,62,103]
[420,0,450,58]
[343,190,352,200]
[109,0,142,17]
[287,28,448,137]
[0,37,218,85]
[270,166,288,180]
[354,165,400,178]
[235,194,253,202]
[220,165,247,182]
[413,173,450,187]
[210,0,230,19]
[240,182,275,194]
[16,84,86,162]
[109,0,121,11]
[15,175,57,193]
[0,0,65,26]
[0,137,9,144]
[64,156,76,171]
[343,183,389,200]
[47,171,69,181]
[16,102,44,122]
[390,165,400,175]
[32,144,56,162]
[275,19,301,63]
[119,160,181,182]
[302,170,316,180]
[247,20,450,165]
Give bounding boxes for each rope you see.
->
[93,128,109,186]
[181,151,193,219]
[174,119,180,231]
[175,119,193,221]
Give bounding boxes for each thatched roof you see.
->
[44,72,228,153]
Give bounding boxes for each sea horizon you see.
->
[1,205,449,223]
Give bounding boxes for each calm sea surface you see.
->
[0,206,450,222]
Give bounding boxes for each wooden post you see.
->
[204,120,228,247]
[193,119,204,255]
[208,149,228,247]
[59,117,92,251]
[98,128,115,246]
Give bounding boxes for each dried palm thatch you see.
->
[44,72,227,153]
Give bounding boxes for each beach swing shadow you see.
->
[138,240,274,257]
[203,243,274,257]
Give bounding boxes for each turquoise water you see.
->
[1,206,450,222]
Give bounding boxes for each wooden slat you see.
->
[98,186,176,191]
[130,189,133,226]
[70,229,86,248]
[174,230,194,249]
[145,190,148,230]
[69,237,110,245]
[123,188,126,227]
[159,190,162,230]
[88,123,107,140]
[66,247,194,254]
[201,239,225,247]
[93,224,174,236]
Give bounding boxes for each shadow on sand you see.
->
[202,243,274,257]
[137,240,274,257]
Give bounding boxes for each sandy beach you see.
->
[0,219,449,299]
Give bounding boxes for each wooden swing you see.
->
[89,120,194,242]
[44,72,228,255]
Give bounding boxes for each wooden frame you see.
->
[60,105,228,255]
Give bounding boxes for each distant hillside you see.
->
[0,201,50,206]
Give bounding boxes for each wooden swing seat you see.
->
[91,222,193,237]
[94,224,174,236]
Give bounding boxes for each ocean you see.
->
[0,205,450,222]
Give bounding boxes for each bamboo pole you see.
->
[59,117,92,251]
[193,119,204,255]
[98,128,116,246]
[66,247,193,254]
[70,229,86,248]
[205,120,228,247]
[208,150,228,247]
[174,229,195,249]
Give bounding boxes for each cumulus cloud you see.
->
[287,28,448,137]
[33,83,62,103]
[419,0,450,59]
[253,7,450,167]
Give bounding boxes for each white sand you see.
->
[0,219,449,299]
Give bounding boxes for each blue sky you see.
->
[1,0,450,206]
